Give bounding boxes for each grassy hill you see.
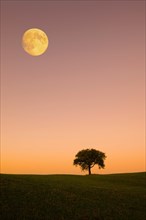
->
[0,172,145,220]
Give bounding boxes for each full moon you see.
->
[22,28,49,56]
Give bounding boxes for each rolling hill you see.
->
[0,172,145,220]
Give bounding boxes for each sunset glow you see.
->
[1,1,145,174]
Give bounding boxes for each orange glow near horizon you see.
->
[1,1,145,175]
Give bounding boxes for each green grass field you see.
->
[0,172,145,220]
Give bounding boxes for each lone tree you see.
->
[73,148,106,175]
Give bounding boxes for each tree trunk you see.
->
[88,166,91,175]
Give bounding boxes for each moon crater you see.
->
[22,28,49,56]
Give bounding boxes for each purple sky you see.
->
[1,0,145,174]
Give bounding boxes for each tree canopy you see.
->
[73,148,106,175]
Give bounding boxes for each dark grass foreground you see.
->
[0,172,146,220]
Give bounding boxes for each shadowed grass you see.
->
[0,172,146,220]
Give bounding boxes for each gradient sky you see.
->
[1,0,145,174]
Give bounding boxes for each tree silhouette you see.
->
[73,148,106,175]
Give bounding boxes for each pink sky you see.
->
[1,0,145,174]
